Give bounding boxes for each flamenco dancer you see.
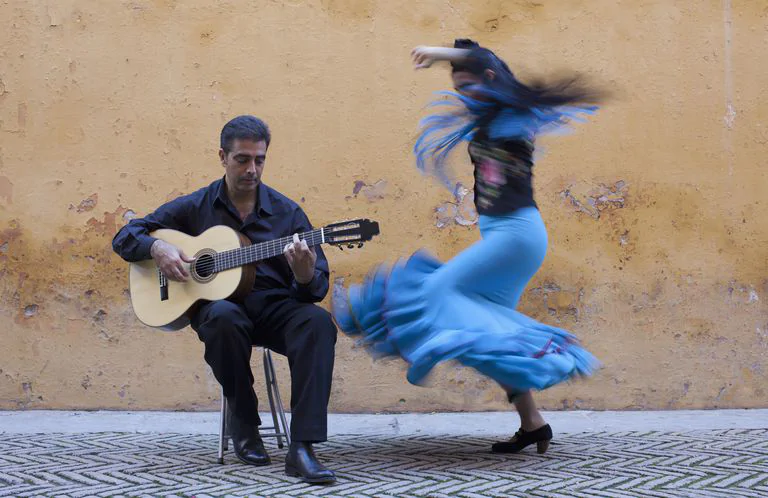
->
[333,39,605,454]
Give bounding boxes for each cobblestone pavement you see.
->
[1,428,767,497]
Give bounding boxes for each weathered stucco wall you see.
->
[1,1,767,413]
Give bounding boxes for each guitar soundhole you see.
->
[194,253,216,279]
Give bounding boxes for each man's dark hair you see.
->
[220,115,271,152]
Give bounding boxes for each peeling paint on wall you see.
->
[435,183,478,228]
[351,180,387,202]
[71,194,98,213]
[728,282,760,304]
[560,181,628,220]
[23,304,39,318]
[332,276,346,309]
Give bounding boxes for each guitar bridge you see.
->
[159,270,169,301]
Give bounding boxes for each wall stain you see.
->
[0,221,22,258]
[164,189,185,202]
[526,282,584,324]
[319,0,375,19]
[86,206,131,237]
[0,176,13,204]
[17,103,27,130]
[18,381,43,408]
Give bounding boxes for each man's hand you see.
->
[284,233,316,285]
[150,239,195,282]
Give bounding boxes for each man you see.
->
[112,115,337,484]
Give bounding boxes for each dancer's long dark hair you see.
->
[414,39,606,188]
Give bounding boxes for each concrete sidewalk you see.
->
[2,408,767,435]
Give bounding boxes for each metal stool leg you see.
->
[217,387,227,464]
[216,348,290,463]
[266,349,291,447]
[263,349,284,449]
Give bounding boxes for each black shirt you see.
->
[111,177,329,305]
[469,128,537,215]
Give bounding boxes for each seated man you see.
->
[112,115,337,484]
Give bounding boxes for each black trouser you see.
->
[191,291,337,442]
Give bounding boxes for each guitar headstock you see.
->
[324,219,380,249]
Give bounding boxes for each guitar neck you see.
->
[215,228,325,273]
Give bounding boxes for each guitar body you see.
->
[128,225,255,331]
[127,218,379,331]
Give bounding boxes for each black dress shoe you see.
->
[491,424,553,454]
[285,442,336,484]
[227,406,271,466]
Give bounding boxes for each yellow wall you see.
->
[2,0,767,413]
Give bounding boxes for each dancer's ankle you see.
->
[520,416,547,432]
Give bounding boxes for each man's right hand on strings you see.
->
[150,239,195,282]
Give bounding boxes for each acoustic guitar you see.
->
[128,219,380,330]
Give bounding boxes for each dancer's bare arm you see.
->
[411,46,471,69]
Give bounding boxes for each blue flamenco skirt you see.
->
[332,207,600,393]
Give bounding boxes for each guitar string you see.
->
[217,230,323,270]
[156,223,367,279]
[190,230,326,274]
[200,232,322,273]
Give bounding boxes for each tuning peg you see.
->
[357,242,364,248]
[347,243,354,249]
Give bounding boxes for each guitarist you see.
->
[112,115,337,485]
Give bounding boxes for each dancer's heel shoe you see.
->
[491,424,553,454]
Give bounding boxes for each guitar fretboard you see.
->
[214,228,325,272]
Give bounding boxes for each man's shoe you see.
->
[285,442,336,484]
[227,405,271,466]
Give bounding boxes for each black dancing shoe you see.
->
[491,424,553,454]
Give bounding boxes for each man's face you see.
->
[219,139,267,196]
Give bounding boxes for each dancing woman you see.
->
[334,39,605,453]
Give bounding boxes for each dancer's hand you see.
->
[411,46,439,69]
[284,233,317,285]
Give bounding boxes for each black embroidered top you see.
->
[469,127,537,215]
